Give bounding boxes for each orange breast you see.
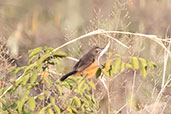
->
[76,60,99,79]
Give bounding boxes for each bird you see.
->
[60,46,103,81]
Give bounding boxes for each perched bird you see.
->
[60,46,103,81]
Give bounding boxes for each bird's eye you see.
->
[95,49,99,53]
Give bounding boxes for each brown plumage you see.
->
[60,46,103,81]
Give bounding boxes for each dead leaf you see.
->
[42,71,48,84]
[105,59,113,71]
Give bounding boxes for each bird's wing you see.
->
[73,54,95,72]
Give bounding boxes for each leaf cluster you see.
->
[0,47,156,114]
[96,54,156,78]
[0,46,99,114]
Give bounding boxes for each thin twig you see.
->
[53,29,108,51]
[66,56,79,62]
[130,71,136,113]
[34,93,44,99]
[52,29,129,52]
[162,40,170,88]
[114,103,127,114]
[0,85,13,98]
[53,29,170,56]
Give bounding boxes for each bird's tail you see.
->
[60,71,77,81]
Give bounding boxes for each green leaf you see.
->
[91,97,98,105]
[28,55,38,64]
[126,63,133,69]
[110,59,121,75]
[22,75,30,86]
[74,89,84,96]
[70,107,77,113]
[37,53,50,64]
[96,68,101,78]
[52,50,67,57]
[0,108,7,113]
[8,66,26,74]
[18,63,37,84]
[30,71,38,84]
[28,97,36,111]
[38,94,45,100]
[44,90,49,95]
[114,54,122,58]
[84,83,90,91]
[23,108,31,114]
[56,84,62,95]
[53,105,61,114]
[61,80,70,89]
[0,85,10,96]
[148,61,157,69]
[45,77,52,88]
[37,62,44,73]
[140,58,147,77]
[131,57,139,70]
[44,46,54,52]
[88,81,96,89]
[9,102,17,109]
[48,108,54,114]
[29,47,42,58]
[73,97,81,107]
[77,80,85,91]
[81,105,85,112]
[39,104,51,114]
[120,62,125,72]
[102,68,110,76]
[50,97,55,104]
[16,76,25,85]
[0,98,6,104]
[17,97,28,113]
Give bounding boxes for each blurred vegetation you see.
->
[0,0,170,114]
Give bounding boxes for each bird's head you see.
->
[90,46,104,56]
